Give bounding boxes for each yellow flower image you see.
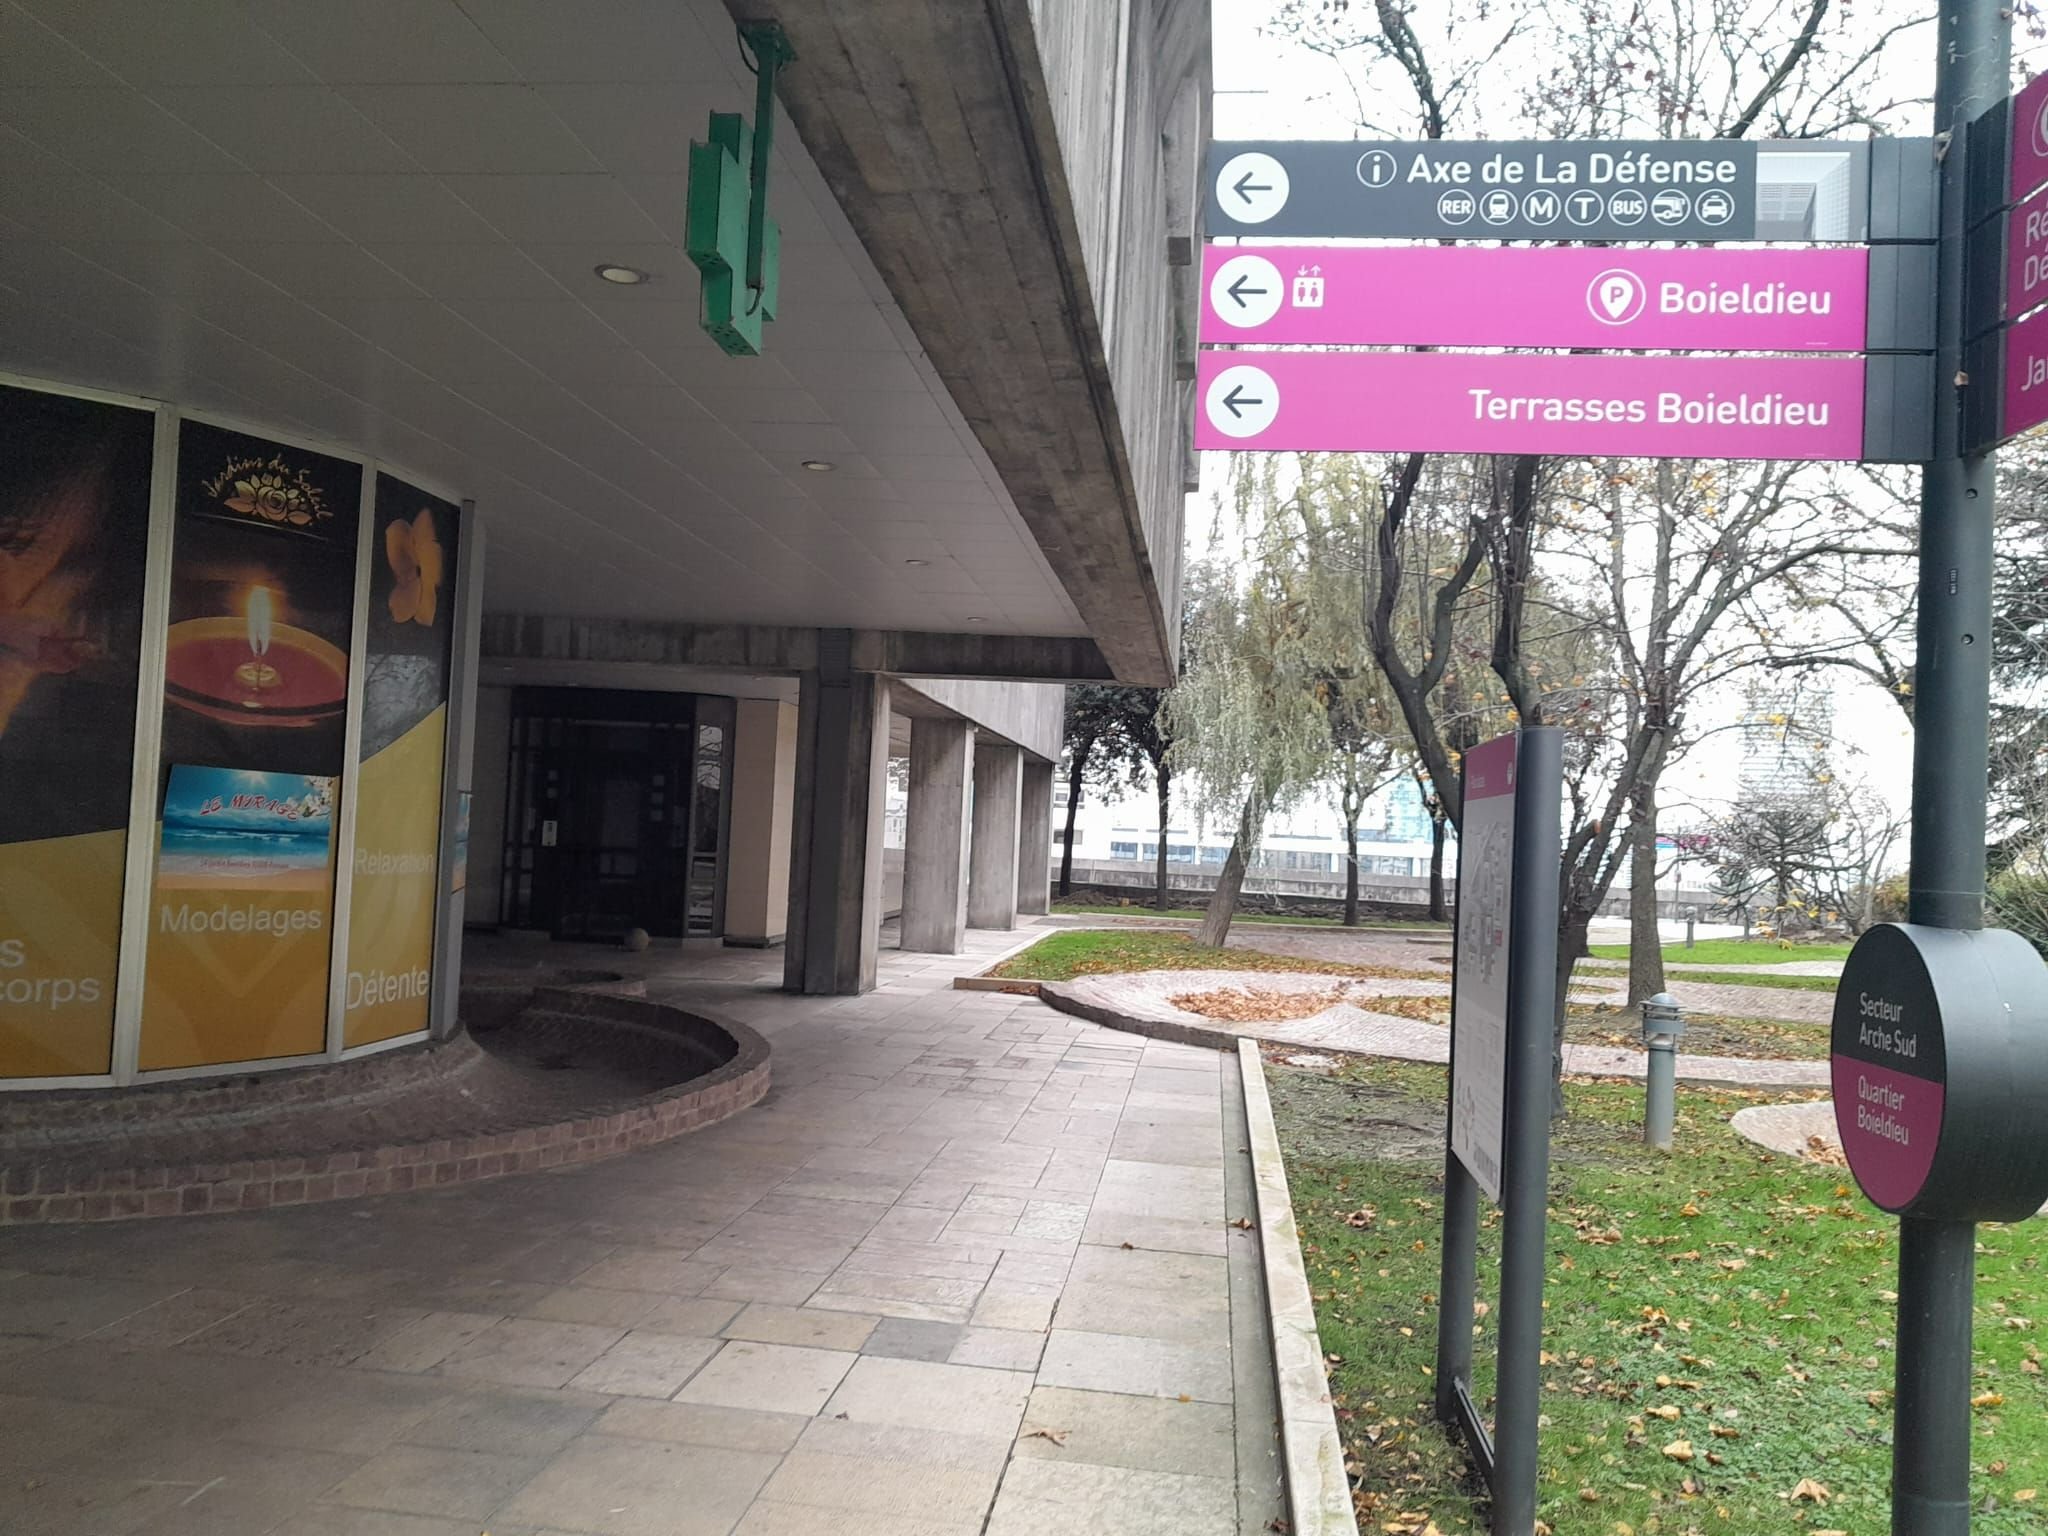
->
[226,472,314,526]
[385,508,444,626]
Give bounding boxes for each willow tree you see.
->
[1166,464,1356,947]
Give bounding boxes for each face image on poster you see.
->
[139,765,335,1070]
[345,476,459,1048]
[159,420,362,780]
[0,385,155,1078]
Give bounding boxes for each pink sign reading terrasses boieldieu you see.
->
[1201,245,1869,352]
[1196,351,1866,460]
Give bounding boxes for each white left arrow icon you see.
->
[1206,364,1279,439]
[1209,255,1283,328]
[1215,152,1289,224]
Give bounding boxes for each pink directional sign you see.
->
[2014,72,2048,205]
[1196,351,1866,460]
[2003,303,2048,441]
[2009,187,2048,321]
[1202,246,1868,352]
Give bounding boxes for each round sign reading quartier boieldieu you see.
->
[1831,923,2048,1221]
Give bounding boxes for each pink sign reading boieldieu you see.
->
[1201,245,1869,352]
[1196,350,1866,461]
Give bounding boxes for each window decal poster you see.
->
[159,419,361,780]
[140,765,336,1069]
[345,475,458,1047]
[143,420,360,1070]
[0,386,154,1078]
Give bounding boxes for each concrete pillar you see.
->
[784,635,890,994]
[1017,758,1054,917]
[901,719,974,953]
[725,698,797,947]
[968,740,1023,930]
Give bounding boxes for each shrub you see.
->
[1989,867,2048,958]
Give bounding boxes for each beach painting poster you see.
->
[140,765,337,1070]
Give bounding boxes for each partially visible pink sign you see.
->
[2013,72,2048,205]
[1202,246,1868,352]
[1463,734,1517,802]
[2011,193,2048,324]
[2002,304,2048,442]
[1196,351,1866,460]
[1830,1055,1943,1211]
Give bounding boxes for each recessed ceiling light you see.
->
[966,616,988,624]
[904,558,929,566]
[800,459,835,472]
[594,263,649,285]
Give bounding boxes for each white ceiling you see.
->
[0,0,1087,638]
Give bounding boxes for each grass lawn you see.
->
[1269,1058,2048,1535]
[1268,994,1827,1061]
[1566,1005,1829,1062]
[988,929,1439,983]
[1586,940,1853,966]
[1049,898,1445,931]
[1580,964,1839,995]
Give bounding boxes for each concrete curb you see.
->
[1238,1037,1359,1536]
[1037,974,1830,1088]
[1037,980,1239,1052]
[945,924,1067,991]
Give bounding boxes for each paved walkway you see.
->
[0,931,1283,1536]
[1049,969,1830,1088]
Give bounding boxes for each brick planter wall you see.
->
[0,988,769,1227]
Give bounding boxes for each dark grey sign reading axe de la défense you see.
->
[1205,139,1884,242]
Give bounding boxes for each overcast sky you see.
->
[1190,3,2048,835]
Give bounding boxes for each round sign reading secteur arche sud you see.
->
[1831,923,2048,1221]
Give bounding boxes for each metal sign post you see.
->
[1435,729,1563,1536]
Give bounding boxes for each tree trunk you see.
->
[1428,812,1449,922]
[1343,815,1361,927]
[1058,745,1089,898]
[1200,836,1250,948]
[1551,909,1593,1120]
[1153,767,1172,910]
[1627,779,1665,1003]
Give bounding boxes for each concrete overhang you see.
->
[729,0,1202,686]
[480,614,1112,684]
[0,0,1195,683]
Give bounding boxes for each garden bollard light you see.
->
[1642,992,1683,1150]
[1684,906,1697,949]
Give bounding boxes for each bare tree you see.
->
[1252,0,1925,1101]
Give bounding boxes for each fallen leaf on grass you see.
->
[1972,1392,2004,1408]
[2017,1489,2037,1502]
[1021,1427,1069,1446]
[1647,1405,1681,1421]
[1662,1439,1694,1462]
[1790,1478,1831,1504]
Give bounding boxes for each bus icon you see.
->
[1651,189,1690,224]
[1608,190,1648,225]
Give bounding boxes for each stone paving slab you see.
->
[1046,969,1829,1088]
[0,928,1285,1536]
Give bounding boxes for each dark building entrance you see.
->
[498,688,734,941]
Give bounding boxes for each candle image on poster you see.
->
[141,421,361,1070]
[345,476,458,1047]
[0,386,155,1078]
[142,767,336,1068]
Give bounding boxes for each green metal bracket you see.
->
[684,21,795,357]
